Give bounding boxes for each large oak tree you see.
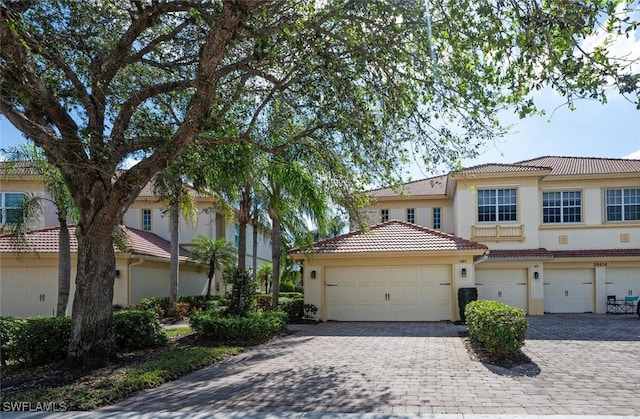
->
[1,0,637,367]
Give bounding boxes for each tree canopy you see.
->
[1,0,637,367]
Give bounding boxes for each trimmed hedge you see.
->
[190,311,286,343]
[113,310,167,350]
[278,297,304,322]
[0,316,71,367]
[1,311,167,367]
[465,300,528,359]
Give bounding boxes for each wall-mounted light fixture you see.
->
[310,270,317,279]
[115,269,121,278]
[461,268,467,278]
[534,272,539,280]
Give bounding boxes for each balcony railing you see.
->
[471,224,525,241]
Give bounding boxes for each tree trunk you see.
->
[65,222,117,369]
[252,208,258,277]
[270,218,282,309]
[205,258,215,299]
[169,199,180,303]
[56,217,71,317]
[237,185,251,270]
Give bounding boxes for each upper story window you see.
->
[1,192,24,225]
[542,191,582,224]
[477,188,517,222]
[380,209,389,223]
[234,223,240,248]
[142,209,152,231]
[606,188,640,222]
[406,208,415,224]
[433,207,441,229]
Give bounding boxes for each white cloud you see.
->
[623,149,640,159]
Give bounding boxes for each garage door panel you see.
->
[325,265,452,321]
[544,269,593,313]
[605,268,640,299]
[476,269,528,312]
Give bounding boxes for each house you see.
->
[291,156,640,321]
[0,162,272,318]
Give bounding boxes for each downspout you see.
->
[127,258,145,306]
[473,250,490,265]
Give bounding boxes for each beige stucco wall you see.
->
[363,198,454,233]
[129,260,210,304]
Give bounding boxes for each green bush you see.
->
[465,300,528,359]
[254,294,273,311]
[1,316,72,367]
[114,310,167,350]
[178,295,226,312]
[278,297,304,323]
[279,292,303,299]
[225,268,258,316]
[137,296,171,318]
[190,311,286,343]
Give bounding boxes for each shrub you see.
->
[170,302,192,319]
[190,311,286,343]
[279,292,303,299]
[465,300,528,359]
[225,268,258,316]
[114,310,167,350]
[1,317,26,366]
[138,296,171,318]
[178,295,225,312]
[255,294,273,311]
[278,297,304,323]
[2,317,71,367]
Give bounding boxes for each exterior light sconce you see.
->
[534,272,539,280]
[115,269,121,278]
[310,270,317,279]
[461,268,467,278]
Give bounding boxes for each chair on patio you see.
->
[606,295,624,314]
[623,296,639,314]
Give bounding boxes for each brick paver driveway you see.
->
[104,314,640,416]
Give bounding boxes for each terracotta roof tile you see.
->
[516,156,640,176]
[368,175,448,198]
[486,248,554,260]
[551,249,640,258]
[291,220,487,255]
[0,226,190,261]
[455,163,551,175]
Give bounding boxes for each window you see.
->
[477,189,517,222]
[381,209,389,223]
[433,207,441,229]
[607,188,640,221]
[406,208,415,224]
[542,191,582,223]
[142,209,152,231]
[1,193,24,224]
[234,223,240,248]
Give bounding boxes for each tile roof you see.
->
[486,248,554,260]
[455,163,551,175]
[0,161,40,176]
[551,249,640,258]
[516,156,640,176]
[0,226,190,261]
[368,175,448,198]
[290,220,487,255]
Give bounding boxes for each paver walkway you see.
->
[103,314,640,416]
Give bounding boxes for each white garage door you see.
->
[325,265,452,321]
[544,269,593,313]
[605,268,640,299]
[475,269,528,311]
[0,266,58,318]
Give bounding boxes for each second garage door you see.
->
[325,265,452,321]
[475,269,528,312]
[605,268,640,299]
[544,269,594,313]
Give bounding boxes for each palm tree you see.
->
[153,166,197,303]
[188,235,237,299]
[261,153,329,309]
[256,263,273,293]
[1,144,78,317]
